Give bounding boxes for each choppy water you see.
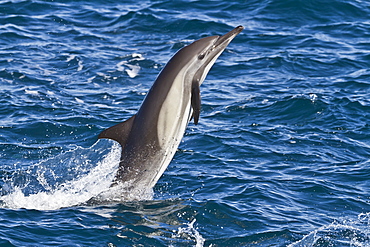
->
[0,0,370,246]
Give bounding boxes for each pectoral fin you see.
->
[98,115,136,147]
[191,82,201,125]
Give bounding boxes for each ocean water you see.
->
[0,0,369,246]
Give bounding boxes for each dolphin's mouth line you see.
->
[213,25,244,48]
[199,25,244,60]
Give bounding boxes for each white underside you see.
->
[136,49,224,190]
[147,69,193,189]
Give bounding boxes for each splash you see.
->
[116,53,144,78]
[289,213,370,247]
[0,139,150,210]
[171,219,205,247]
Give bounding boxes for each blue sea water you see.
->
[0,0,369,246]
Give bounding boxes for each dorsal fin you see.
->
[98,115,136,147]
[191,81,201,125]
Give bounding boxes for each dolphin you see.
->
[98,25,244,192]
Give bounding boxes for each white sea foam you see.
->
[75,97,84,104]
[0,140,124,210]
[171,219,205,247]
[66,54,76,62]
[65,54,83,71]
[77,59,84,71]
[288,214,370,247]
[125,64,140,78]
[117,53,144,78]
[25,89,39,95]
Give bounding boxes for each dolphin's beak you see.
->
[214,25,244,48]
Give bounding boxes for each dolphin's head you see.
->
[179,25,244,86]
[156,25,244,88]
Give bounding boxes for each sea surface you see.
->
[0,0,369,246]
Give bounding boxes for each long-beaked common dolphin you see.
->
[98,25,244,193]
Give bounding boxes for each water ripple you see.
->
[0,0,369,246]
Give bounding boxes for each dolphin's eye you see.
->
[198,53,205,60]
